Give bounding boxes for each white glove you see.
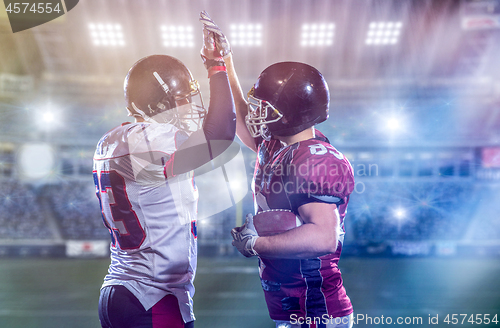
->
[231,213,259,257]
[199,11,227,77]
[199,11,231,58]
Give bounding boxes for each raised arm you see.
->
[224,54,258,152]
[167,71,236,176]
[199,11,258,152]
[164,16,237,177]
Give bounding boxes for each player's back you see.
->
[93,122,198,313]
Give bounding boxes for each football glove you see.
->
[199,11,226,76]
[231,213,259,257]
[199,11,231,58]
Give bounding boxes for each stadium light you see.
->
[230,24,262,47]
[161,25,195,48]
[386,117,403,132]
[89,23,125,47]
[18,143,55,180]
[301,23,335,47]
[229,176,247,197]
[365,21,403,45]
[393,207,406,220]
[42,112,55,124]
[35,104,63,132]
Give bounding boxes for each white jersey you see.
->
[93,122,198,323]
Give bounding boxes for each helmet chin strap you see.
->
[126,106,143,118]
[131,102,158,124]
[260,124,272,141]
[131,102,198,130]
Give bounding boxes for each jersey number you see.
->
[94,171,146,250]
[308,143,344,160]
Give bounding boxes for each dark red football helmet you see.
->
[124,55,206,131]
[246,62,330,139]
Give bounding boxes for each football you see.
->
[253,209,303,236]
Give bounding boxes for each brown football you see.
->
[253,209,302,236]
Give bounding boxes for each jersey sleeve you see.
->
[202,71,236,143]
[284,142,355,209]
[164,71,236,178]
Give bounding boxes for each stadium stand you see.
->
[0,146,499,258]
[0,180,54,239]
[43,181,109,240]
[348,181,475,242]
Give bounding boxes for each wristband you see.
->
[203,58,226,69]
[207,65,227,78]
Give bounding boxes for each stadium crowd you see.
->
[44,181,109,240]
[0,180,53,239]
[348,181,486,241]
[0,179,499,243]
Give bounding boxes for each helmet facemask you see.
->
[245,87,283,140]
[132,77,207,133]
[169,92,206,132]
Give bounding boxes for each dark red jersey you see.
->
[252,130,354,320]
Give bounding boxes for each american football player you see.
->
[200,12,354,328]
[93,23,236,328]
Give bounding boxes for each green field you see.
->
[0,256,499,328]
